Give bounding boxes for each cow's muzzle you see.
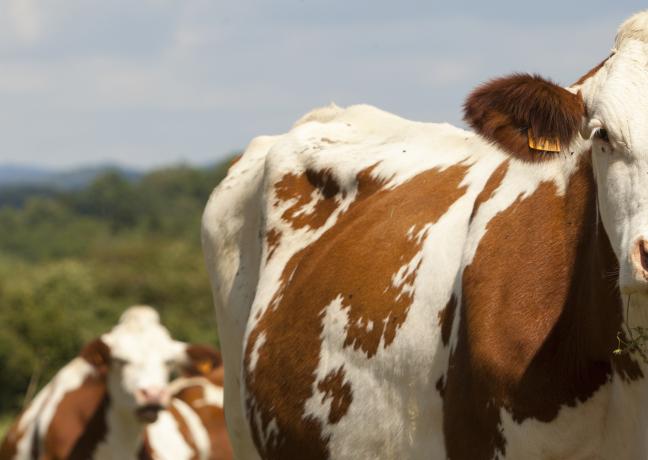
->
[135,403,165,423]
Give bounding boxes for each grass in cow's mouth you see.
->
[614,328,648,363]
[613,294,648,363]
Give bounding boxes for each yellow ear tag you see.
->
[197,360,213,375]
[528,128,561,153]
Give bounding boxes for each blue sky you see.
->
[0,1,641,170]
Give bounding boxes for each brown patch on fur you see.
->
[207,405,233,460]
[464,74,585,162]
[266,228,281,262]
[317,367,353,424]
[470,160,509,222]
[443,157,641,460]
[274,168,342,230]
[438,294,458,346]
[174,383,233,460]
[44,375,109,460]
[245,162,470,459]
[573,55,612,86]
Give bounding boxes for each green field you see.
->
[0,160,231,431]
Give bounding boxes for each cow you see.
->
[0,306,213,460]
[201,10,648,460]
[141,346,233,460]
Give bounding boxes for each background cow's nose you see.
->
[631,238,648,279]
[136,387,165,405]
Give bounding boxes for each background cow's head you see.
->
[80,306,194,423]
[464,10,648,299]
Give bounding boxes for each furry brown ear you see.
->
[79,338,111,374]
[184,344,223,381]
[463,74,585,162]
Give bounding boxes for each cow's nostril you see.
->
[632,239,648,277]
[641,241,648,272]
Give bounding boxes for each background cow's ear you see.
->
[463,73,585,162]
[79,338,111,374]
[183,344,223,382]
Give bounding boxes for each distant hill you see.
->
[0,165,51,185]
[0,164,142,190]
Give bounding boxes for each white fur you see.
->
[146,410,194,460]
[616,10,648,50]
[94,404,145,460]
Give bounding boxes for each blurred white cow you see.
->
[0,306,211,460]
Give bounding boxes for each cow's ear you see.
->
[463,73,585,162]
[183,344,222,379]
[79,338,111,374]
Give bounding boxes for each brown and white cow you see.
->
[202,10,648,460]
[0,306,203,460]
[141,346,233,460]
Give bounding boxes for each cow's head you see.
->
[464,10,648,297]
[80,306,191,423]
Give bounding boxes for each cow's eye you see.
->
[595,128,609,142]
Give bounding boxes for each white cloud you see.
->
[0,1,641,169]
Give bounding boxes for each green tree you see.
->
[0,159,233,420]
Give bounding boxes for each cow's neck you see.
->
[95,403,145,459]
[592,190,648,456]
[521,153,648,440]
[445,153,647,459]
[498,153,648,413]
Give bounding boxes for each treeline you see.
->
[0,160,231,417]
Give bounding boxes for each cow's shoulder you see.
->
[259,103,485,256]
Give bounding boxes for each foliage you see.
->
[0,160,232,423]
